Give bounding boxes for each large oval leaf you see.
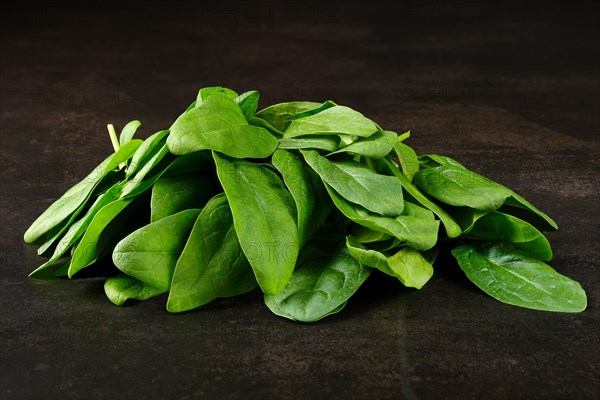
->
[213,152,299,295]
[167,194,257,312]
[414,165,512,211]
[264,242,371,322]
[451,242,586,312]
[167,95,277,158]
[272,149,332,246]
[111,209,201,290]
[302,150,404,217]
[284,105,378,138]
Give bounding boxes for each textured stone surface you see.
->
[1,1,598,399]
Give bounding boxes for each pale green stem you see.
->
[107,124,125,169]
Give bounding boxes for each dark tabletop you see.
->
[1,1,598,399]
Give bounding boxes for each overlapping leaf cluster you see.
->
[24,86,587,322]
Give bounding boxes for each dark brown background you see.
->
[1,1,598,399]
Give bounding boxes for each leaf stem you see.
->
[107,124,120,152]
[107,124,125,169]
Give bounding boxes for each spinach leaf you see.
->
[167,194,257,312]
[328,130,397,159]
[29,181,125,278]
[119,120,141,147]
[293,100,337,119]
[264,241,371,322]
[196,86,238,106]
[446,206,489,234]
[452,242,586,312]
[168,95,278,158]
[350,225,393,243]
[502,193,558,231]
[465,211,553,261]
[126,130,169,177]
[382,158,462,238]
[24,139,142,244]
[346,236,434,289]
[284,105,378,138]
[414,165,512,211]
[394,141,419,182]
[213,152,299,295]
[234,90,260,120]
[278,136,340,152]
[151,173,216,222]
[272,149,332,246]
[418,155,558,230]
[120,144,172,198]
[302,150,404,217]
[254,101,324,131]
[324,184,439,251]
[104,273,166,306]
[112,209,201,290]
[68,194,147,278]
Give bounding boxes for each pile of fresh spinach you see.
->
[24,86,587,322]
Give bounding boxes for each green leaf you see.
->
[325,184,438,251]
[120,144,172,198]
[104,274,166,306]
[346,236,434,289]
[119,120,141,147]
[464,211,553,261]
[414,165,512,211]
[29,181,125,278]
[167,194,257,312]
[272,149,332,246]
[350,225,392,243]
[278,136,340,152]
[24,139,141,244]
[302,150,404,217]
[264,242,371,322]
[418,155,557,230]
[394,141,419,182]
[168,95,278,158]
[126,130,169,177]
[255,101,324,131]
[293,100,337,119]
[196,86,238,106]
[151,173,216,222]
[451,242,586,312]
[284,105,378,138]
[68,194,146,278]
[112,209,201,291]
[382,158,462,238]
[213,152,299,295]
[502,193,558,231]
[234,90,260,120]
[329,130,397,159]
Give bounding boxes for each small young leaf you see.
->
[119,120,141,147]
[104,274,166,306]
[329,130,397,159]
